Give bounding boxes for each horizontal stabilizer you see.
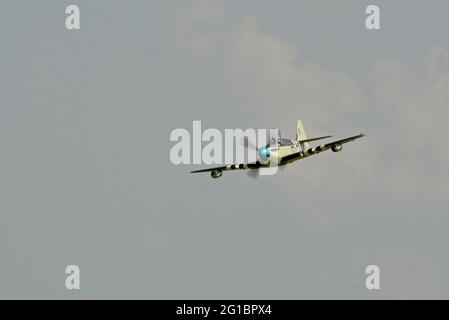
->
[298,135,332,144]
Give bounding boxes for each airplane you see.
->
[191,119,364,179]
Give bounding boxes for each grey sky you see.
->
[0,0,448,298]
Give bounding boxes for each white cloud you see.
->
[174,0,449,219]
[175,3,367,132]
[369,46,449,201]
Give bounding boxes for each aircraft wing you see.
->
[190,133,364,174]
[281,133,365,165]
[323,133,365,146]
[190,161,264,174]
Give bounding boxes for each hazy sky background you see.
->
[1,0,448,298]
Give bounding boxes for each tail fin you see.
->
[296,119,309,151]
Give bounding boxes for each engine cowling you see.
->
[331,143,342,152]
[258,147,271,164]
[210,170,223,179]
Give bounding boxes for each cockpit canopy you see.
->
[267,138,294,147]
[278,138,294,146]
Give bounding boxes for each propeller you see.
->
[240,136,259,179]
[240,130,281,179]
[243,136,258,151]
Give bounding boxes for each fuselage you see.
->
[260,138,300,167]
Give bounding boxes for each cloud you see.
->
[174,0,449,221]
[174,0,226,62]
[369,45,449,202]
[175,1,367,132]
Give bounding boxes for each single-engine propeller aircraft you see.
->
[191,119,364,179]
